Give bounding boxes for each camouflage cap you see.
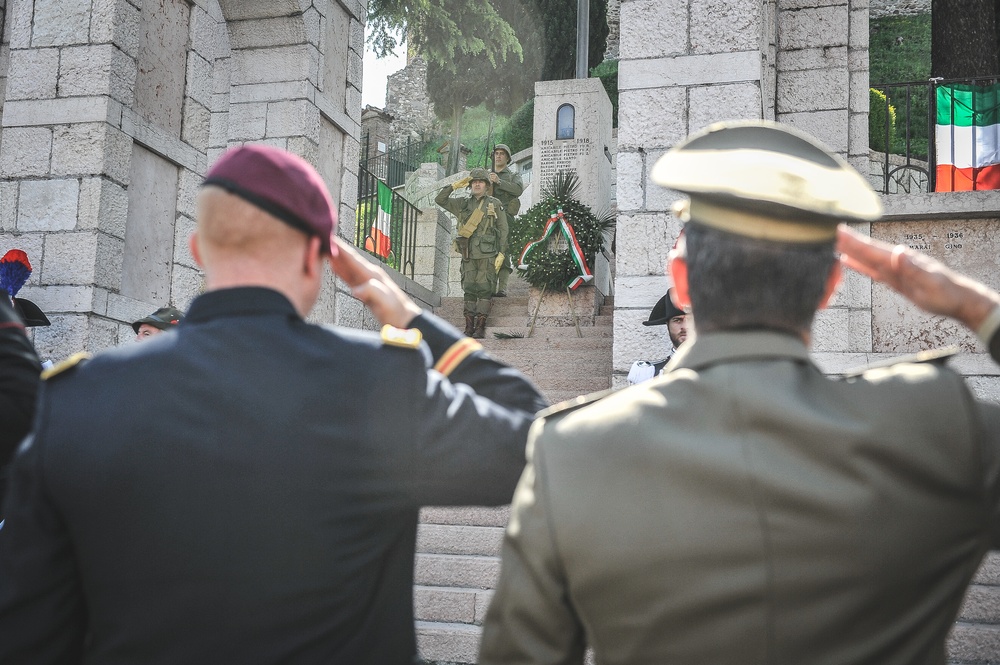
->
[469,167,491,183]
[132,306,184,334]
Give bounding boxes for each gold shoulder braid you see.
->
[41,351,92,381]
[380,325,422,349]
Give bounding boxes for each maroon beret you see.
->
[202,144,338,256]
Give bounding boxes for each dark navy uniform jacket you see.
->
[0,297,41,516]
[0,287,547,665]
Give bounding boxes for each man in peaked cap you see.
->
[132,305,184,342]
[627,287,689,384]
[436,167,508,337]
[0,144,546,665]
[480,121,1000,665]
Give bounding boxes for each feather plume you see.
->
[0,249,33,297]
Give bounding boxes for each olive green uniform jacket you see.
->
[435,187,508,260]
[493,167,524,218]
[480,330,1000,665]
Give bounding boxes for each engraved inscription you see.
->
[537,138,593,190]
[869,220,1000,354]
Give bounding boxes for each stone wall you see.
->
[385,53,438,143]
[0,0,366,361]
[870,0,931,17]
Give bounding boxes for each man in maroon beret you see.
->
[0,144,546,665]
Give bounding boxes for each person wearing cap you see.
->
[132,305,184,341]
[479,121,1000,665]
[626,287,688,384]
[489,144,524,297]
[435,167,509,337]
[0,145,546,665]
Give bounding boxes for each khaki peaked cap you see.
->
[652,121,882,243]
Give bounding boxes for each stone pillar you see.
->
[406,162,452,295]
[0,0,365,361]
[531,78,613,214]
[0,0,201,360]
[613,0,767,387]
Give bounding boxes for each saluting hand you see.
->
[328,237,422,328]
[837,225,1000,333]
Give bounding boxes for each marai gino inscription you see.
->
[902,230,966,252]
[871,220,1000,354]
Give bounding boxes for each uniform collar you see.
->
[668,329,812,373]
[184,287,301,324]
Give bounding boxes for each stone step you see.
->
[417,523,505,557]
[533,374,611,393]
[413,585,492,625]
[545,390,603,404]
[482,336,612,351]
[498,354,611,378]
[420,506,510,527]
[416,621,597,664]
[483,325,613,339]
[415,553,501,589]
[417,620,483,664]
[480,316,613,330]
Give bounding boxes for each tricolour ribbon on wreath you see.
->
[517,208,594,290]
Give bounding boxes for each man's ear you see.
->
[818,259,843,310]
[669,255,692,311]
[303,235,323,278]
[189,233,204,268]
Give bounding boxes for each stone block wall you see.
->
[613,0,768,387]
[0,0,365,361]
[613,0,874,387]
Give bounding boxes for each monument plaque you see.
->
[870,219,1000,353]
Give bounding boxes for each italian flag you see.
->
[935,82,1000,191]
[364,180,392,258]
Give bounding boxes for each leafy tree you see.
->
[424,0,545,172]
[533,0,609,81]
[367,0,521,70]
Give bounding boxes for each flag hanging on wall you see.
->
[935,82,1000,191]
[365,180,392,258]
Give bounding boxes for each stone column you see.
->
[613,0,767,387]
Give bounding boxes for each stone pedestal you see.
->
[531,78,614,216]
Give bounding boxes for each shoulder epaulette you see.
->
[381,325,422,350]
[433,337,482,377]
[41,351,91,381]
[537,388,616,420]
[842,346,959,379]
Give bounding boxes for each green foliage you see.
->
[590,59,618,127]
[495,99,534,155]
[509,171,612,291]
[533,0,609,80]
[367,0,522,70]
[870,15,932,85]
[870,14,931,159]
[869,88,897,153]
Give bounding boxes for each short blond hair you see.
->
[196,186,311,261]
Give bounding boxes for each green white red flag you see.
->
[935,82,1000,191]
[364,180,392,258]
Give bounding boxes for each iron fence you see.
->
[361,134,427,188]
[355,164,419,279]
[871,75,1000,194]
